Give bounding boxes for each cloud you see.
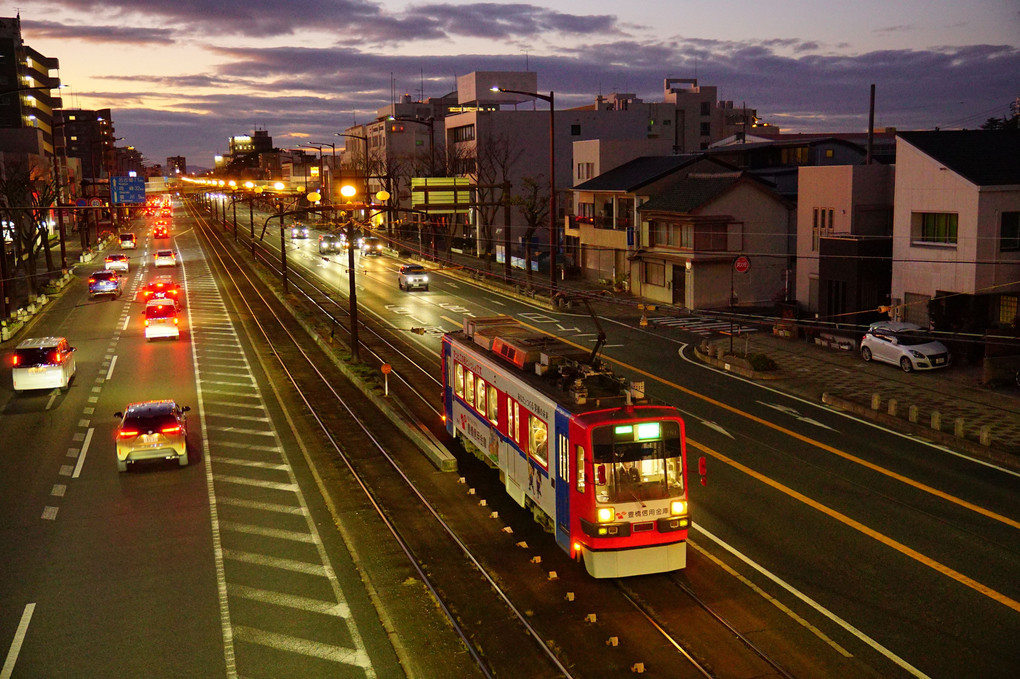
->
[21,19,176,45]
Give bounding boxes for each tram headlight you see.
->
[670,500,688,516]
[597,507,615,523]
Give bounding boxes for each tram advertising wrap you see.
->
[441,316,689,578]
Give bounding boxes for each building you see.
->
[57,108,117,181]
[890,130,1020,335]
[635,172,793,308]
[796,164,895,321]
[0,14,62,158]
[166,156,186,176]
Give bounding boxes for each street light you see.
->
[490,85,557,291]
[338,182,362,363]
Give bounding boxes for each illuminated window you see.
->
[454,363,464,398]
[575,445,586,492]
[507,396,515,441]
[486,384,498,424]
[558,434,568,481]
[465,371,474,406]
[913,212,958,245]
[529,416,548,466]
[514,402,520,442]
[475,376,486,413]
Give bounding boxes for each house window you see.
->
[643,261,666,286]
[999,295,1018,326]
[1000,212,1020,252]
[699,122,711,136]
[700,102,711,116]
[649,220,666,247]
[825,149,834,158]
[695,222,728,251]
[450,124,475,143]
[681,224,694,249]
[529,416,548,466]
[914,212,958,245]
[570,124,581,136]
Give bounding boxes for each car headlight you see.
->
[909,350,925,358]
[422,275,429,282]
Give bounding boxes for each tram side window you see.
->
[529,416,548,466]
[465,371,475,407]
[486,384,498,424]
[558,434,568,481]
[454,364,464,398]
[507,396,515,441]
[476,376,486,413]
[575,445,586,492]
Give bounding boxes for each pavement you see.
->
[398,241,1020,470]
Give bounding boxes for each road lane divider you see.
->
[689,438,1020,615]
[0,603,35,679]
[72,427,93,479]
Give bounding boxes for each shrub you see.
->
[747,353,778,372]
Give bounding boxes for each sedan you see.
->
[105,253,130,272]
[114,400,190,471]
[860,329,951,372]
[154,249,177,268]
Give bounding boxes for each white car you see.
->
[860,328,951,372]
[12,337,76,393]
[398,264,429,291]
[154,249,177,268]
[105,253,130,272]
[144,299,180,340]
[119,233,137,249]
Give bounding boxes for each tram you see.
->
[441,316,690,578]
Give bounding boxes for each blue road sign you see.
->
[111,176,146,204]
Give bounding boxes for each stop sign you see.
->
[734,256,750,273]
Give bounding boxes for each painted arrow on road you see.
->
[757,401,838,431]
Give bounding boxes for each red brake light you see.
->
[88,278,96,283]
[160,425,181,434]
[12,355,19,366]
[118,430,139,438]
[53,352,64,364]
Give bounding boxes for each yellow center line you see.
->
[521,321,1019,532]
[689,438,1020,614]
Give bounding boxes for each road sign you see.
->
[111,176,146,204]
[75,198,87,207]
[734,256,750,273]
[88,198,103,207]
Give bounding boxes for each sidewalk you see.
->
[402,242,1020,469]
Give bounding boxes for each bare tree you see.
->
[510,175,549,288]
[465,128,522,269]
[0,156,59,302]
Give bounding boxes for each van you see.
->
[12,337,77,393]
[144,299,180,341]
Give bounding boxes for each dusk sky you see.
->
[18,0,1020,171]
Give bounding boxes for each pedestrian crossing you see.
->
[647,316,759,336]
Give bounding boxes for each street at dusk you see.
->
[1,3,1019,678]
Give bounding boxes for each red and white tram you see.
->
[441,316,689,578]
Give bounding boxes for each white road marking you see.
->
[0,603,35,679]
[694,524,930,678]
[51,484,66,497]
[41,507,58,520]
[217,496,309,515]
[232,626,370,668]
[228,584,349,617]
[223,550,327,576]
[121,315,130,331]
[72,428,93,479]
[45,393,57,411]
[219,521,316,543]
[106,355,118,381]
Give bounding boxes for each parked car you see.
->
[119,233,137,249]
[398,264,429,291]
[11,336,76,393]
[88,270,123,299]
[144,299,181,341]
[114,400,190,471]
[318,233,342,254]
[361,236,384,256]
[291,223,310,239]
[860,328,951,372]
[154,249,177,268]
[140,274,182,308]
[104,253,130,272]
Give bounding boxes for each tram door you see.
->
[554,411,571,550]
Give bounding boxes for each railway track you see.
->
[185,197,853,678]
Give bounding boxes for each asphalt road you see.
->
[272,216,1020,679]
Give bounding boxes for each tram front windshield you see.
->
[591,421,683,503]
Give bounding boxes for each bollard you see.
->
[887,398,898,417]
[980,425,992,447]
[930,411,942,432]
[908,405,919,423]
[871,393,882,411]
[954,417,965,439]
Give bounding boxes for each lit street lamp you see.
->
[490,85,557,291]
[338,183,363,363]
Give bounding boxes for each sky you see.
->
[16,0,1020,171]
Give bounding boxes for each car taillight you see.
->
[160,425,181,434]
[12,355,19,366]
[144,319,150,327]
[118,430,139,438]
[88,278,96,284]
[173,318,179,325]
[53,352,64,364]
